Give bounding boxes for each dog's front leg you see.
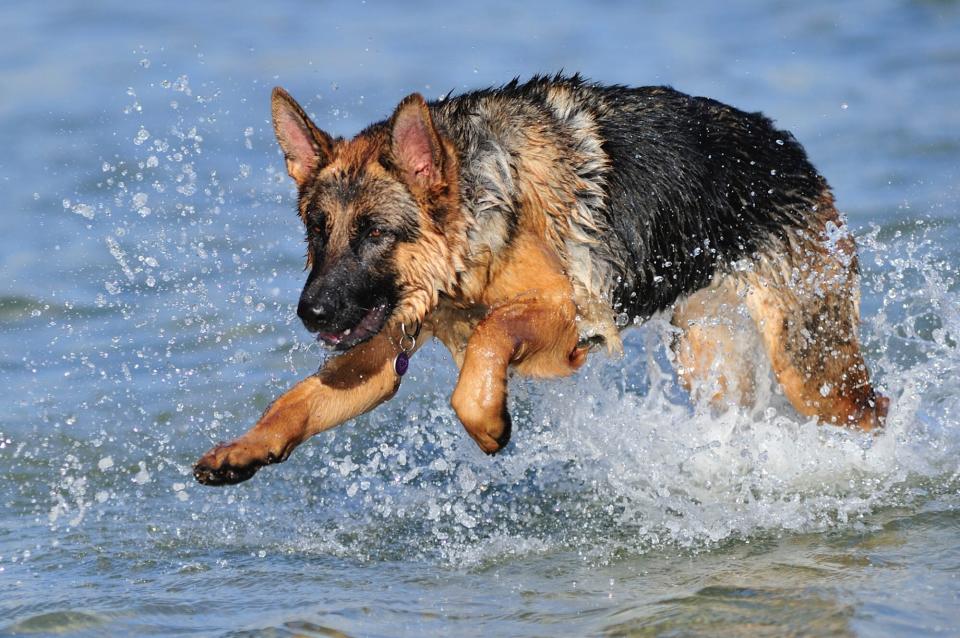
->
[194,331,419,485]
[450,294,587,454]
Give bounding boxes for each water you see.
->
[2,1,959,636]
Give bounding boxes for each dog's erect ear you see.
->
[272,87,334,187]
[390,93,443,190]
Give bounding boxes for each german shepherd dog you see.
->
[194,75,888,486]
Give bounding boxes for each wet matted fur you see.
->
[194,75,887,486]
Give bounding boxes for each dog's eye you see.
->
[355,224,389,249]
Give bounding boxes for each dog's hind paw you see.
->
[862,393,890,431]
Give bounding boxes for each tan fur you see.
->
[193,330,429,484]
[669,197,887,430]
[671,275,758,408]
[741,201,886,430]
[449,233,586,452]
[431,94,620,353]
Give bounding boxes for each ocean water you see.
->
[2,1,960,636]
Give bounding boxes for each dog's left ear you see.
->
[390,93,443,191]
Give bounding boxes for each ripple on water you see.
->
[3,610,109,634]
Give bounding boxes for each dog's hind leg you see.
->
[671,275,759,409]
[193,330,427,485]
[743,204,888,430]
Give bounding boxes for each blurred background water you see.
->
[1,1,959,636]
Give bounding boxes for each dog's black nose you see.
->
[297,299,330,325]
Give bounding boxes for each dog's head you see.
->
[271,88,462,349]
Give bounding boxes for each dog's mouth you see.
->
[315,303,390,350]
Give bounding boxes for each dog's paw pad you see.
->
[193,442,266,486]
[193,460,261,486]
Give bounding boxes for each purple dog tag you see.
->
[394,352,409,376]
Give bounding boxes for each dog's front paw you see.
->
[193,437,287,486]
[452,398,513,455]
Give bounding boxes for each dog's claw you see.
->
[485,406,512,455]
[471,407,512,456]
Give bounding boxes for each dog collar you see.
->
[394,320,421,376]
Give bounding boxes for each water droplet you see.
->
[70,203,95,219]
[134,127,150,146]
[132,463,151,484]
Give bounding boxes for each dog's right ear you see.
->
[271,87,335,187]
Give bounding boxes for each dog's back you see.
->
[433,75,829,319]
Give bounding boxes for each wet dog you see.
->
[194,74,888,486]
